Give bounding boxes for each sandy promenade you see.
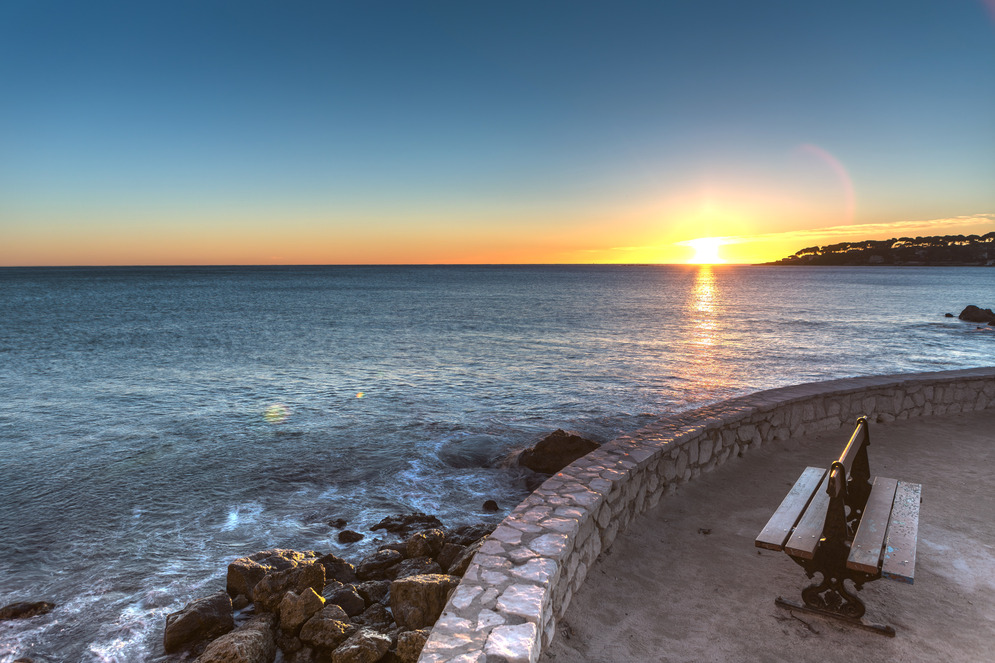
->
[540,408,995,663]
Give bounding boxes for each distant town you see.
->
[767,232,995,266]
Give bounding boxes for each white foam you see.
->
[221,502,263,531]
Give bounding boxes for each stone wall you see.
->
[418,367,995,663]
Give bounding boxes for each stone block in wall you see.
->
[661,458,677,481]
[698,437,714,465]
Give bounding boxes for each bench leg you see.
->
[775,574,896,636]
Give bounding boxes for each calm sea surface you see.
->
[1,265,992,661]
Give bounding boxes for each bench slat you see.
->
[847,476,898,574]
[756,467,826,551]
[784,470,833,560]
[881,481,922,584]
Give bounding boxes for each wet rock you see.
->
[227,550,320,601]
[436,543,465,573]
[163,591,234,654]
[195,613,276,663]
[446,523,495,547]
[338,530,363,544]
[317,553,357,584]
[370,513,444,536]
[330,627,392,663]
[394,629,430,663]
[393,557,442,580]
[299,606,355,650]
[323,584,365,617]
[0,602,55,621]
[959,305,995,323]
[355,580,390,607]
[405,529,445,559]
[278,589,325,634]
[517,429,599,474]
[944,312,954,317]
[482,500,499,512]
[253,562,325,612]
[356,549,403,581]
[390,574,460,630]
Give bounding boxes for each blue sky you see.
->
[1,1,993,264]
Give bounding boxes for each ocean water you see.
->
[0,264,992,661]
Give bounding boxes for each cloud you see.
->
[733,213,995,246]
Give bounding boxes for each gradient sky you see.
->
[2,1,993,265]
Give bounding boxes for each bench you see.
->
[755,416,921,636]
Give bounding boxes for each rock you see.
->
[0,602,55,621]
[232,595,250,611]
[524,473,549,492]
[445,523,495,546]
[517,429,599,474]
[944,312,954,317]
[164,591,235,654]
[329,518,348,528]
[394,629,430,663]
[353,602,392,628]
[370,513,444,536]
[482,500,499,512]
[405,529,445,559]
[323,584,365,617]
[338,530,363,544]
[276,632,304,654]
[356,549,403,581]
[355,580,391,606]
[286,647,318,663]
[253,562,326,612]
[195,613,276,663]
[317,553,357,584]
[330,627,392,663]
[278,589,325,634]
[958,305,995,324]
[390,574,460,630]
[446,539,483,577]
[227,550,321,601]
[436,543,465,573]
[299,606,355,651]
[393,557,442,579]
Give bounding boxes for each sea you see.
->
[0,265,992,662]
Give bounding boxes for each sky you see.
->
[1,0,993,265]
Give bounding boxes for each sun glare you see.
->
[685,237,727,264]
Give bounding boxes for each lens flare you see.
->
[264,404,289,423]
[356,392,365,398]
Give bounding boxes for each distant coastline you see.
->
[766,232,995,266]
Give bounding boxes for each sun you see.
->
[685,237,727,264]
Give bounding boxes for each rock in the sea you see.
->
[356,549,403,581]
[395,629,430,663]
[944,312,954,317]
[482,500,499,512]
[337,530,363,543]
[329,518,348,528]
[405,528,445,559]
[330,627,392,663]
[227,550,321,602]
[195,613,276,663]
[253,562,326,612]
[518,429,599,474]
[163,591,234,654]
[958,305,995,324]
[390,574,460,630]
[299,606,355,650]
[323,584,366,617]
[393,556,442,579]
[370,513,444,536]
[317,553,357,584]
[0,601,55,621]
[278,589,325,634]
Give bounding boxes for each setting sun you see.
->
[684,237,728,264]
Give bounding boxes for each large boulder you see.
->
[394,629,430,663]
[446,539,483,577]
[164,591,234,654]
[959,305,995,324]
[253,562,326,612]
[393,557,442,579]
[436,543,465,573]
[356,550,403,581]
[517,429,599,474]
[278,589,325,635]
[0,602,55,621]
[227,550,321,602]
[354,580,390,607]
[390,574,460,630]
[370,513,444,536]
[445,523,495,547]
[323,584,365,617]
[299,606,355,651]
[330,627,392,663]
[317,553,357,584]
[405,529,445,559]
[195,614,276,663]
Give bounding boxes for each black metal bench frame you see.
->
[756,416,921,636]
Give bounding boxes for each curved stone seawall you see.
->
[418,367,995,663]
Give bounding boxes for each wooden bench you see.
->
[755,416,921,636]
